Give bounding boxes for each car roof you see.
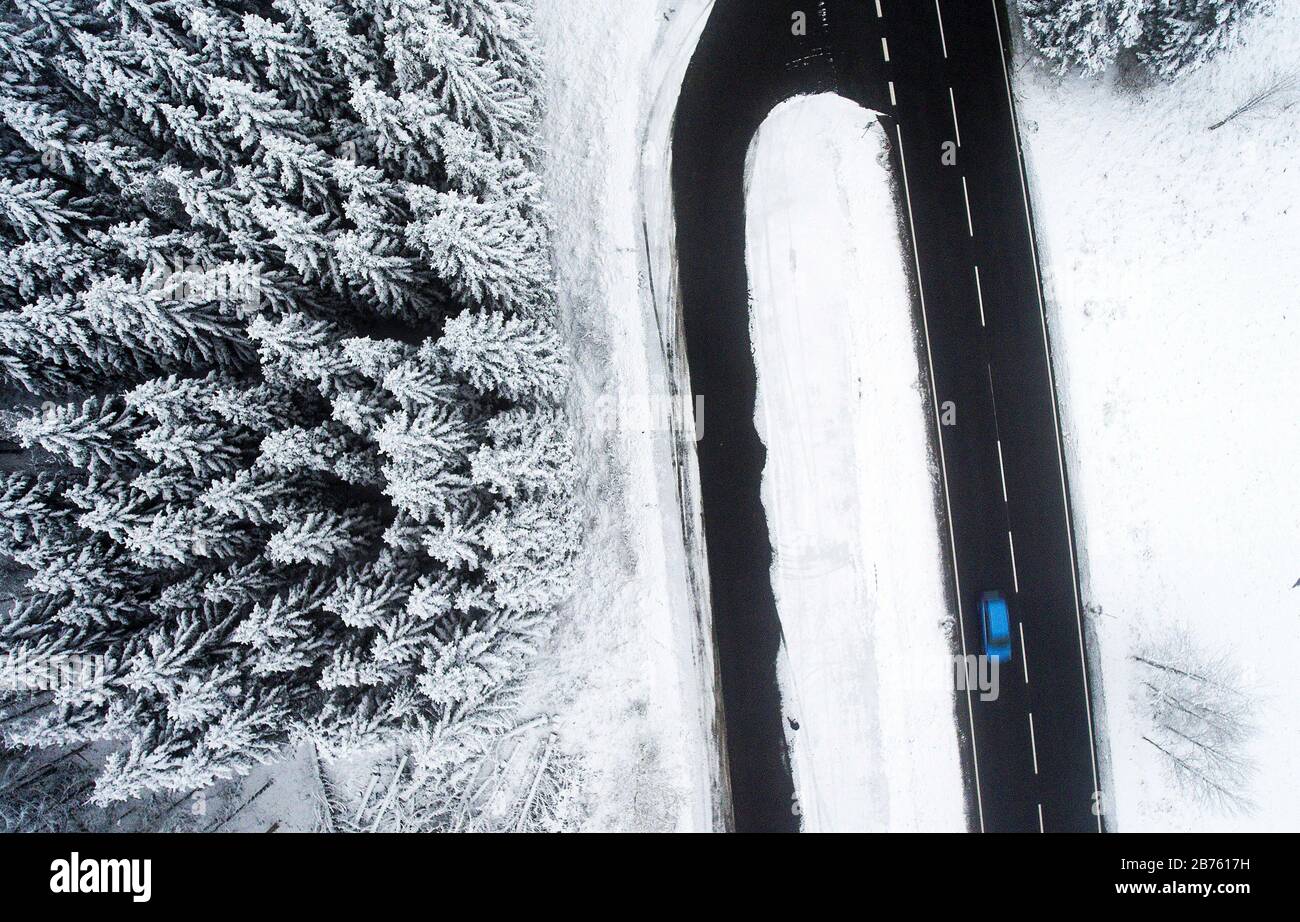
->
[986,598,1010,636]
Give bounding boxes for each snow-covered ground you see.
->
[525,0,726,831]
[745,95,965,832]
[1013,5,1300,831]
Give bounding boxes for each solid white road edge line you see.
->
[897,123,985,833]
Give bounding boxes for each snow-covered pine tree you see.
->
[405,188,551,314]
[13,397,145,472]
[1018,0,1147,76]
[377,0,537,155]
[471,407,573,500]
[442,0,542,91]
[0,472,68,553]
[1138,0,1271,78]
[1020,0,1270,78]
[435,309,568,403]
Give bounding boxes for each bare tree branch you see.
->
[1210,69,1300,130]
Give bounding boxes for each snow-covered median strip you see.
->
[744,94,964,832]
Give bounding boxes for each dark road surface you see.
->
[672,0,1103,832]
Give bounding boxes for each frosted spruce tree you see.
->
[1138,0,1272,78]
[0,0,575,806]
[1019,0,1146,76]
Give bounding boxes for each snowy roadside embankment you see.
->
[744,95,965,832]
[1013,6,1300,830]
[527,0,724,831]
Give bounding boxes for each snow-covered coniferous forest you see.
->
[0,0,576,818]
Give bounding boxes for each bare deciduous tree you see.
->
[1134,628,1256,813]
[1209,69,1300,130]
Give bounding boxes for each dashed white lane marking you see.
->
[896,123,985,834]
[875,0,883,18]
[1028,712,1039,774]
[1038,803,1045,832]
[1019,620,1029,684]
[881,36,890,62]
[888,81,897,107]
[1008,530,1020,593]
[961,175,973,236]
[949,87,962,147]
[990,0,1102,832]
[974,265,986,326]
[995,438,1008,503]
[935,0,949,58]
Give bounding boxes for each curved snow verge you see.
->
[530,0,723,831]
[744,94,964,832]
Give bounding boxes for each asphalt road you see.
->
[672,0,1103,832]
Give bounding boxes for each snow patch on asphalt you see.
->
[744,94,965,832]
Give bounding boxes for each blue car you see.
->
[979,591,1013,663]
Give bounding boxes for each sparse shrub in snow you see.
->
[0,0,576,806]
[1134,628,1256,814]
[1018,0,1273,79]
[0,741,119,832]
[321,720,583,832]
